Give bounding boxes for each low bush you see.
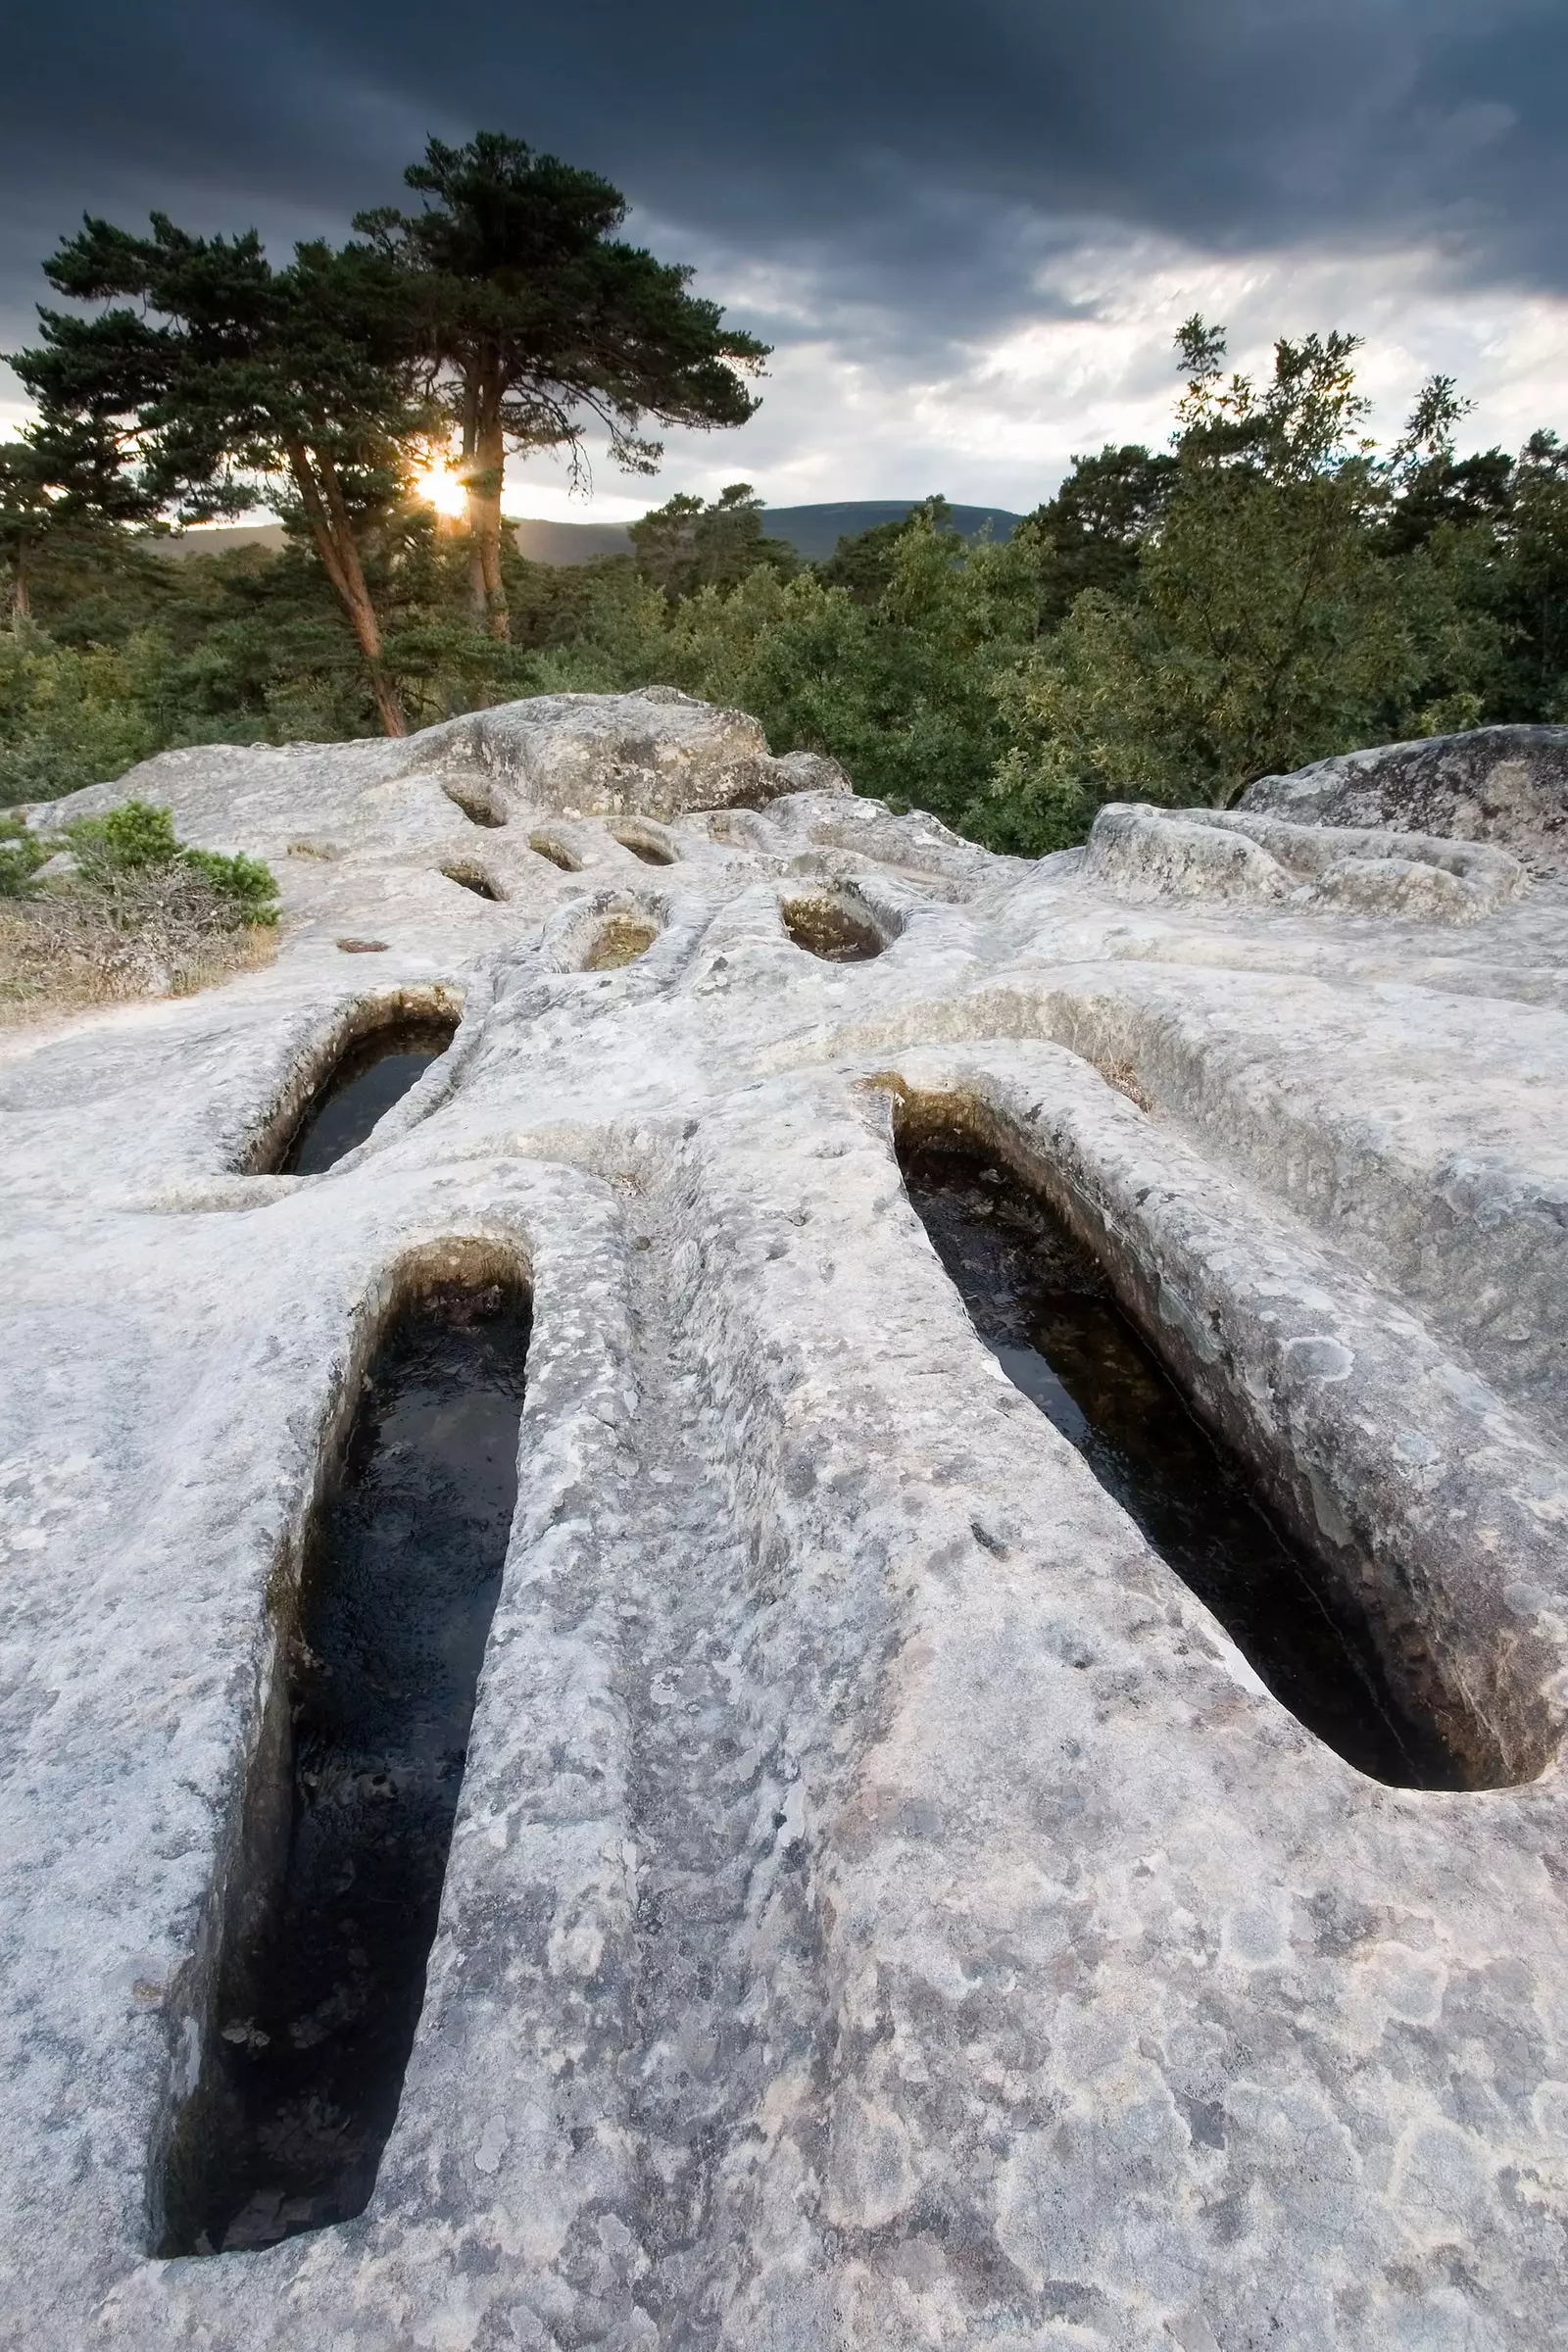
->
[65,799,280,924]
[0,813,48,896]
[0,797,278,1022]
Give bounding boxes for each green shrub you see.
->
[65,798,279,924]
[0,813,48,897]
[2,796,278,1020]
[66,798,182,873]
[183,848,280,924]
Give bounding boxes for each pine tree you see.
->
[11,218,430,734]
[355,133,768,639]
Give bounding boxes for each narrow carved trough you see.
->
[276,1016,458,1174]
[157,1269,529,2256]
[897,1117,1471,1788]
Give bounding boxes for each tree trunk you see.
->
[459,377,487,626]
[479,420,507,641]
[285,437,407,737]
[461,363,510,642]
[8,538,28,619]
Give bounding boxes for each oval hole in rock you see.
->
[156,1267,530,2256]
[530,833,581,872]
[583,916,659,970]
[612,828,676,866]
[896,1120,1475,1790]
[277,1016,458,1175]
[440,862,504,902]
[441,781,506,829]
[782,896,885,962]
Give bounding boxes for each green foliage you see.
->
[1,790,277,1025]
[784,515,1044,828]
[1487,432,1568,719]
[67,798,183,872]
[354,131,768,637]
[65,797,279,922]
[0,813,48,896]
[0,511,555,806]
[183,846,280,923]
[629,484,798,600]
[816,498,956,603]
[14,216,424,529]
[8,129,773,709]
[974,321,1505,848]
[9,243,1568,865]
[519,503,1048,836]
[0,441,57,616]
[358,130,767,471]
[989,468,1462,842]
[0,622,167,805]
[1015,448,1177,627]
[9,209,440,733]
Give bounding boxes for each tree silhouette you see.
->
[356,133,767,639]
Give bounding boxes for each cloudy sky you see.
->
[3,0,1564,522]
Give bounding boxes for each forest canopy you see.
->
[5,133,1568,854]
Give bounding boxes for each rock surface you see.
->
[3,697,1568,2348]
[1244,722,1568,872]
[1083,801,1529,921]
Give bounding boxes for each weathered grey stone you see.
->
[4,698,1568,2348]
[414,685,845,820]
[1085,801,1529,920]
[1244,723,1568,872]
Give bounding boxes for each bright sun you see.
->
[413,452,469,519]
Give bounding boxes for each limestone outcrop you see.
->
[3,698,1568,2349]
[1244,721,1568,871]
[1082,800,1529,920]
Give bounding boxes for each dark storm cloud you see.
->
[2,0,1564,372]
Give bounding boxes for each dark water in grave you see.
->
[899,1136,1465,1789]
[782,899,885,962]
[171,1281,530,2255]
[280,1017,458,1175]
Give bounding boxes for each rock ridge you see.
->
[2,701,1567,2347]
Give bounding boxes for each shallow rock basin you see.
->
[781,895,885,962]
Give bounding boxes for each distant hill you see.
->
[154,519,633,565]
[156,524,290,560]
[153,502,1023,570]
[508,518,637,564]
[762,502,1022,563]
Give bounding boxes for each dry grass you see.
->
[1096,1055,1155,1112]
[584,917,660,970]
[0,868,277,1027]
